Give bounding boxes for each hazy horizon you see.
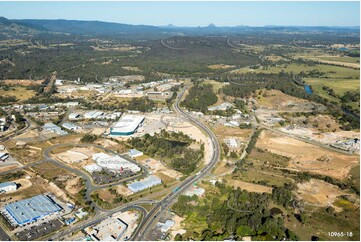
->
[0,1,359,27]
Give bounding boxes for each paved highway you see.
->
[134,82,221,240]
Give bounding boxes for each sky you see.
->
[0,1,359,27]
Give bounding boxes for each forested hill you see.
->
[13,19,161,35]
[1,17,359,38]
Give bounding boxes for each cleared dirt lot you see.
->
[213,125,252,141]
[136,156,182,179]
[65,177,82,195]
[2,79,44,86]
[295,179,348,209]
[224,178,272,194]
[164,115,212,165]
[256,130,359,179]
[255,89,325,111]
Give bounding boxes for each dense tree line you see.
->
[221,72,359,130]
[173,183,299,241]
[0,95,17,104]
[128,130,202,174]
[80,134,98,143]
[341,90,360,103]
[81,96,155,112]
[182,82,218,113]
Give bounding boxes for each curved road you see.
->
[2,83,221,241]
[134,82,221,240]
[41,143,151,211]
[0,117,31,142]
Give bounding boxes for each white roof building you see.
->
[62,122,81,131]
[84,111,104,119]
[128,149,143,158]
[83,164,103,174]
[208,102,234,111]
[128,175,162,193]
[110,115,145,136]
[69,113,81,120]
[227,138,238,148]
[42,123,68,136]
[0,182,17,193]
[55,79,63,86]
[0,152,9,162]
[157,219,175,233]
[92,153,141,173]
[66,102,79,107]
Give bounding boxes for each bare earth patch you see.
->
[256,130,359,180]
[295,178,348,210]
[65,177,82,195]
[207,64,235,70]
[2,79,44,86]
[115,185,133,196]
[256,89,324,111]
[225,179,273,194]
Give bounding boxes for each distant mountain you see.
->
[0,17,46,39]
[13,18,161,35]
[0,17,359,38]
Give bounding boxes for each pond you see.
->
[304,85,313,94]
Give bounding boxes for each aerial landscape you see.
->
[0,1,360,241]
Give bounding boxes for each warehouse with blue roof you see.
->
[1,194,63,226]
[128,175,162,193]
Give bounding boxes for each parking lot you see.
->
[92,169,135,185]
[15,219,63,241]
[0,227,10,241]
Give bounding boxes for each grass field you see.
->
[285,207,360,241]
[305,78,360,111]
[305,78,360,96]
[231,63,360,79]
[0,86,36,101]
[249,148,290,167]
[233,169,292,187]
[202,79,228,92]
[318,56,360,64]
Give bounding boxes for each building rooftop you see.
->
[62,122,78,130]
[43,123,60,129]
[0,182,16,189]
[128,175,161,192]
[4,194,63,225]
[128,149,143,157]
[111,115,145,135]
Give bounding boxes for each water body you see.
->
[338,47,349,51]
[304,85,313,94]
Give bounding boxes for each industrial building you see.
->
[128,175,162,193]
[157,219,175,233]
[68,113,81,120]
[92,153,141,173]
[128,149,143,158]
[185,187,205,197]
[208,102,234,111]
[65,102,79,107]
[110,115,145,136]
[226,138,238,148]
[1,194,63,226]
[0,182,17,193]
[86,218,128,241]
[83,164,103,174]
[62,122,81,131]
[42,123,68,136]
[0,152,9,162]
[84,111,104,119]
